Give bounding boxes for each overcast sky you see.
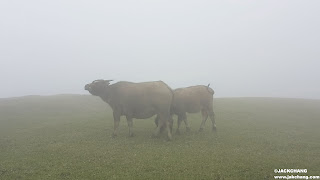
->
[0,0,319,99]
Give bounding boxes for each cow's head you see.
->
[84,79,113,96]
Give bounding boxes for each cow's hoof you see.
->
[112,134,117,138]
[176,130,181,135]
[151,134,159,138]
[186,127,191,132]
[160,127,165,134]
[212,127,217,132]
[129,133,135,137]
[198,128,204,132]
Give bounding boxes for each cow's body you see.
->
[85,80,173,140]
[172,85,215,133]
[155,84,215,133]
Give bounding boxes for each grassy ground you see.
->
[0,95,319,179]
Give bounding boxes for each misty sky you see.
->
[1,0,319,99]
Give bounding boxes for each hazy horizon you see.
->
[1,0,319,99]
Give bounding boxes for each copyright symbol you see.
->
[274,169,278,173]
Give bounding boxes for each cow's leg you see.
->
[126,116,134,137]
[199,110,208,132]
[153,114,163,137]
[183,114,191,132]
[155,115,165,134]
[169,115,174,134]
[154,115,159,127]
[176,115,183,135]
[153,114,172,141]
[166,117,173,141]
[177,113,187,134]
[208,110,216,131]
[112,111,120,138]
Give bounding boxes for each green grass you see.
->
[0,95,319,179]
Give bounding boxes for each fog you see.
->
[1,0,319,99]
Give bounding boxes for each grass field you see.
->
[0,95,319,180]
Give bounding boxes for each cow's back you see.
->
[172,85,213,114]
[108,81,173,118]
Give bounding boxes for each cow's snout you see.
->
[84,84,90,90]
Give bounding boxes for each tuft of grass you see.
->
[0,95,319,179]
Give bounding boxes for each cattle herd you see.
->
[84,79,215,141]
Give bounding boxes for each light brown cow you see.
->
[85,80,173,140]
[155,84,215,134]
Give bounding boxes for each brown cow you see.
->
[155,84,215,134]
[85,80,173,140]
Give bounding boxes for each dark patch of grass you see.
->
[0,95,319,179]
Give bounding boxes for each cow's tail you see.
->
[207,83,215,95]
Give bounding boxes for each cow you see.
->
[84,79,173,140]
[155,84,215,134]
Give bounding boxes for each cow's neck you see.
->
[99,86,112,104]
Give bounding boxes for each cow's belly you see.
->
[185,104,202,114]
[132,110,156,119]
[127,106,157,119]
